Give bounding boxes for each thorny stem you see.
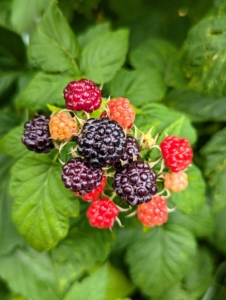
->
[52,140,60,150]
[116,205,131,212]
[115,217,124,227]
[126,210,137,218]
[58,158,65,165]
[53,152,59,163]
[167,206,177,213]
[157,188,171,199]
[110,192,117,200]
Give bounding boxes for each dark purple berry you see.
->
[61,157,103,195]
[22,115,54,153]
[112,161,158,206]
[77,118,127,168]
[112,136,140,170]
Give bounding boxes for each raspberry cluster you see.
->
[21,78,193,230]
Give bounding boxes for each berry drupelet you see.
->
[64,79,101,113]
[113,161,158,206]
[77,117,127,168]
[160,136,193,172]
[86,198,119,228]
[137,195,168,227]
[22,115,54,153]
[61,157,103,195]
[112,136,141,170]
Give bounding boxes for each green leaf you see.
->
[168,202,214,238]
[78,23,111,49]
[0,71,18,102]
[125,225,197,297]
[11,0,52,34]
[130,38,186,88]
[80,29,129,83]
[164,89,226,122]
[28,1,79,73]
[0,125,29,158]
[160,116,197,145]
[182,17,226,98]
[51,219,114,293]
[0,26,26,69]
[17,72,75,110]
[183,247,214,299]
[10,153,79,251]
[169,165,205,214]
[0,153,24,255]
[151,283,190,300]
[0,248,60,300]
[0,108,21,138]
[201,128,226,212]
[0,0,12,30]
[209,209,226,254]
[135,104,197,145]
[106,68,166,106]
[64,263,134,300]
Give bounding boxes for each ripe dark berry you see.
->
[137,196,168,227]
[112,161,158,206]
[86,198,119,228]
[74,176,107,201]
[22,115,54,153]
[77,118,127,168]
[112,136,141,170]
[63,79,101,113]
[160,136,193,172]
[61,158,103,195]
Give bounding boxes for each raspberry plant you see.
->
[1,0,226,299]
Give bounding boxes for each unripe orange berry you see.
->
[164,171,188,192]
[107,97,135,129]
[49,112,78,141]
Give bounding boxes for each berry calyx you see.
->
[113,161,158,206]
[107,98,135,129]
[86,198,119,228]
[49,111,78,141]
[137,196,168,227]
[74,176,107,201]
[160,136,193,172]
[61,157,103,195]
[64,79,101,113]
[22,115,54,153]
[77,117,127,168]
[164,171,188,192]
[112,136,141,170]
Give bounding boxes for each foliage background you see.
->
[1,0,226,299]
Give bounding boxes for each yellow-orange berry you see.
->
[164,171,188,193]
[49,112,78,141]
[107,97,135,129]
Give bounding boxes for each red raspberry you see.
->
[107,98,135,129]
[86,198,119,229]
[137,196,168,227]
[63,79,101,113]
[164,171,188,192]
[74,176,107,201]
[160,136,193,172]
[49,111,78,141]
